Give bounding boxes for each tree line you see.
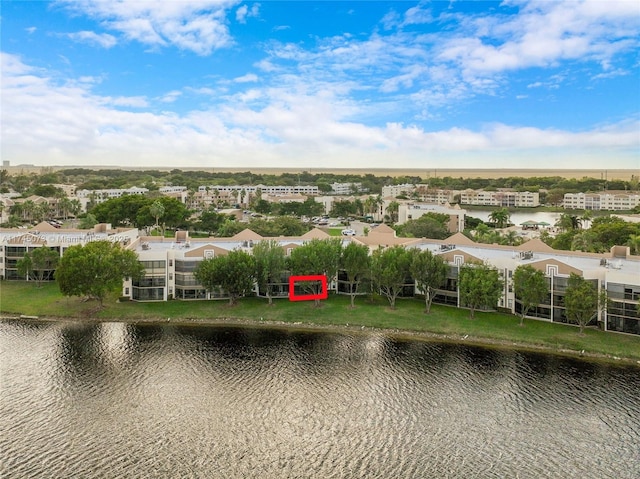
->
[2,167,637,199]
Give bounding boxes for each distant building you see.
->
[198,184,319,197]
[397,202,466,233]
[75,187,149,210]
[382,183,425,198]
[159,186,187,194]
[330,182,365,195]
[52,184,77,197]
[563,192,640,211]
[460,190,540,207]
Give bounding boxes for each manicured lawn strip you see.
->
[2,281,639,361]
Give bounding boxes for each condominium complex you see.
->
[382,183,428,198]
[198,184,319,196]
[397,203,466,233]
[76,187,149,201]
[563,192,640,211]
[383,184,540,207]
[2,222,638,336]
[459,189,540,207]
[330,182,364,195]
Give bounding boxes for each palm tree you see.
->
[474,223,490,240]
[69,199,82,218]
[580,210,593,229]
[488,207,510,228]
[21,200,36,222]
[555,213,581,232]
[500,230,522,246]
[627,234,640,256]
[35,202,50,223]
[58,197,72,220]
[149,200,165,231]
[385,200,399,224]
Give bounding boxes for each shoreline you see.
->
[5,313,640,367]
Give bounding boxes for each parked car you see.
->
[341,229,356,236]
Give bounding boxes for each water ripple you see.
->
[1,320,639,479]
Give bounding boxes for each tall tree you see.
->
[194,208,228,235]
[57,197,73,220]
[512,265,548,326]
[149,200,165,230]
[458,262,503,319]
[79,213,98,229]
[564,273,599,335]
[370,245,413,309]
[555,213,581,232]
[16,247,60,287]
[488,207,510,228]
[253,239,286,305]
[288,238,342,307]
[396,213,450,239]
[194,250,256,305]
[56,241,144,306]
[339,242,371,308]
[410,249,448,314]
[627,234,640,255]
[385,201,400,223]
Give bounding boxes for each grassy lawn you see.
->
[2,281,639,363]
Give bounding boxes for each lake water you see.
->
[1,319,639,479]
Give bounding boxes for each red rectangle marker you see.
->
[288,275,328,301]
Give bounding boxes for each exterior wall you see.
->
[397,203,466,232]
[198,184,319,196]
[563,192,640,210]
[159,186,187,193]
[314,196,334,215]
[382,184,417,198]
[331,183,363,195]
[0,225,137,280]
[460,190,540,207]
[416,188,457,204]
[76,187,149,206]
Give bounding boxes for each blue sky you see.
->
[1,0,639,170]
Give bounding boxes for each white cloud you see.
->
[106,96,149,108]
[233,73,258,83]
[403,5,434,26]
[437,0,640,80]
[236,3,259,24]
[26,27,37,34]
[2,51,638,170]
[159,90,183,103]
[66,30,117,48]
[55,0,240,55]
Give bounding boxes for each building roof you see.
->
[443,232,476,245]
[516,238,556,253]
[232,228,263,240]
[301,228,331,239]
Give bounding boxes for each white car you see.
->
[341,229,356,236]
